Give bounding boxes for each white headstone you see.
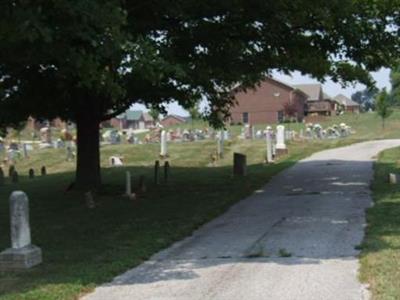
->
[276,125,286,150]
[0,191,42,270]
[160,130,168,157]
[10,191,31,249]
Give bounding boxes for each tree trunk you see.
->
[75,113,101,190]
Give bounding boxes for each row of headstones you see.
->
[0,191,42,270]
[0,166,47,185]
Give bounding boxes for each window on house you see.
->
[277,111,284,123]
[242,112,249,124]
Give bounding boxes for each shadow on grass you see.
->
[0,159,296,299]
[1,150,400,299]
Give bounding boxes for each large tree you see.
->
[1,1,399,190]
[390,61,400,105]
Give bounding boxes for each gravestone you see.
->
[389,173,398,184]
[266,129,273,163]
[109,156,123,166]
[125,171,132,196]
[0,167,4,186]
[233,153,247,176]
[0,191,42,270]
[217,131,224,158]
[154,160,160,185]
[41,166,47,176]
[160,130,168,158]
[12,171,19,183]
[28,169,34,179]
[22,144,29,159]
[164,161,170,183]
[275,125,288,155]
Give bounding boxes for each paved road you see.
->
[84,140,400,300]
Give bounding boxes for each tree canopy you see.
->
[1,0,399,189]
[351,87,379,111]
[375,88,393,129]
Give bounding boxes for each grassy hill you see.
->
[0,111,400,300]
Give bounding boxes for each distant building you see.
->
[160,115,187,127]
[334,94,360,113]
[294,84,336,116]
[229,77,307,124]
[110,110,155,129]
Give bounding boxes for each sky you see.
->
[132,68,391,116]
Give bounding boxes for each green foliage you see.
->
[1,1,400,127]
[148,107,161,122]
[351,87,378,111]
[390,61,400,105]
[375,89,393,129]
[187,101,202,120]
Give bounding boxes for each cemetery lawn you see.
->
[1,111,400,300]
[359,147,400,300]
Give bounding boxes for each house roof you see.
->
[118,110,143,121]
[142,112,154,122]
[162,114,187,123]
[334,94,360,107]
[293,84,322,101]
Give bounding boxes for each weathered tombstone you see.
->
[275,125,288,155]
[125,171,132,195]
[0,167,4,186]
[251,125,256,140]
[164,161,170,182]
[8,165,15,178]
[233,153,247,176]
[12,171,19,183]
[22,143,29,159]
[0,191,43,270]
[28,169,35,179]
[266,129,273,163]
[389,173,398,184]
[109,156,123,166]
[154,160,160,185]
[41,166,46,176]
[160,130,168,158]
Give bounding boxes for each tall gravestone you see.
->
[275,125,288,155]
[266,129,273,163]
[0,191,42,270]
[160,130,168,158]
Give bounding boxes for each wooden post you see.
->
[164,161,170,183]
[233,153,247,176]
[11,171,19,183]
[28,169,35,179]
[154,160,160,185]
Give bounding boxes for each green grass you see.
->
[359,147,400,300]
[0,111,400,300]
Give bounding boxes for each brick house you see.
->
[229,77,307,125]
[334,94,360,113]
[294,84,336,116]
[160,115,187,127]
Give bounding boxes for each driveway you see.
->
[84,140,400,300]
